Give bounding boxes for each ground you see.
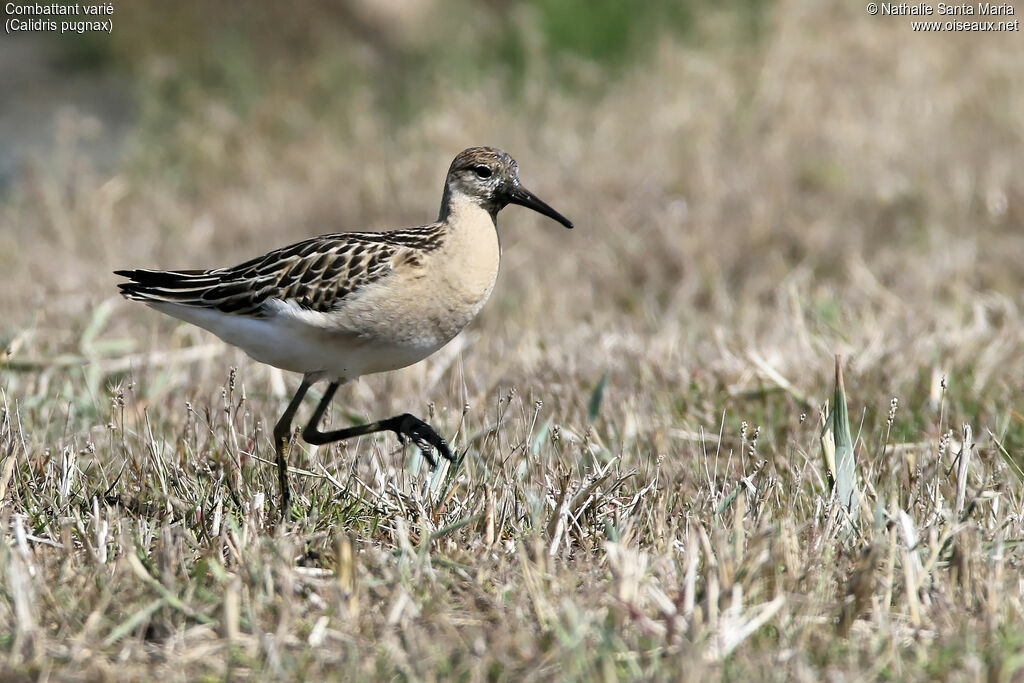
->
[1,1,1023,679]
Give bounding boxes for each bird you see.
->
[115,146,573,520]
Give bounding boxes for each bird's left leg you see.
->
[272,377,311,520]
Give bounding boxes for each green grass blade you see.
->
[989,429,1024,485]
[832,355,859,520]
[80,299,115,356]
[102,598,166,647]
[587,371,609,423]
[531,416,553,456]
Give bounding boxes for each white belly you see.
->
[149,299,452,382]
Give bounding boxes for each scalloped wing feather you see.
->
[116,225,445,317]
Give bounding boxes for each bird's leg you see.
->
[302,382,454,467]
[272,378,311,521]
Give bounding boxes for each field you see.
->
[2,0,1024,679]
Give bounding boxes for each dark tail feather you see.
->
[115,268,220,303]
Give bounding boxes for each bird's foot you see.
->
[391,413,453,469]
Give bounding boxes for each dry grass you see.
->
[2,0,1024,679]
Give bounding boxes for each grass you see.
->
[2,0,1024,678]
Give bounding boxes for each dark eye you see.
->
[473,165,492,179]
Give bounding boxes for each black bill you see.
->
[507,186,574,229]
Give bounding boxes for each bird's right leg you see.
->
[301,382,454,467]
[272,377,311,521]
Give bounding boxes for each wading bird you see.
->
[116,147,573,519]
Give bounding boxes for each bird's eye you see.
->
[473,165,493,179]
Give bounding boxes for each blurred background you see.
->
[4,3,1024,675]
[1,0,1022,441]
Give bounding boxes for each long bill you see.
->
[508,186,574,229]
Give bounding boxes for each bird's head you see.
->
[441,146,573,229]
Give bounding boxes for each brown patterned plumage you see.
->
[117,225,447,317]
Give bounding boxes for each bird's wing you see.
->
[116,226,445,317]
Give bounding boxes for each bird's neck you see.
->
[444,192,497,242]
[436,188,501,285]
[438,187,498,226]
